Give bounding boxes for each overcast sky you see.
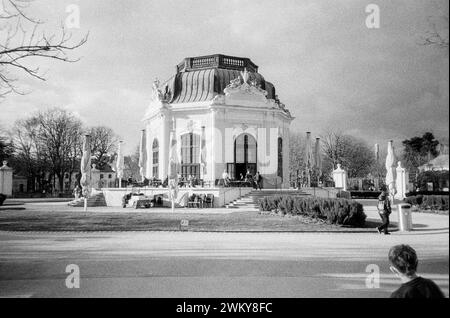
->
[1,0,448,154]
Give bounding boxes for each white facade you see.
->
[142,55,294,188]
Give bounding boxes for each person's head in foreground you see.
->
[388,244,445,298]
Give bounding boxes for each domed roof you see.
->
[163,54,277,104]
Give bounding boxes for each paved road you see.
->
[0,227,448,298]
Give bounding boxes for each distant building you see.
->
[419,144,449,172]
[91,164,116,189]
[52,163,117,193]
[12,175,27,194]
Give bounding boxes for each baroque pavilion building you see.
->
[143,54,294,189]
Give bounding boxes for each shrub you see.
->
[404,195,449,211]
[350,191,382,199]
[260,195,283,212]
[405,195,423,206]
[416,171,449,192]
[336,191,351,199]
[0,193,6,206]
[406,191,449,197]
[259,196,366,227]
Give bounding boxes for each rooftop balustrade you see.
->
[176,54,258,73]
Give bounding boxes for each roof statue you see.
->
[151,78,171,103]
[240,68,250,84]
[224,68,268,98]
[228,77,241,89]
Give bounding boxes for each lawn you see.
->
[0,209,381,232]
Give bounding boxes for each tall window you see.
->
[152,139,159,178]
[277,137,283,179]
[181,133,200,179]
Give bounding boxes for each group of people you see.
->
[184,174,201,188]
[222,169,263,190]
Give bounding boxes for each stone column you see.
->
[145,128,152,179]
[358,179,363,191]
[256,127,266,175]
[374,178,380,191]
[395,161,408,200]
[160,108,170,180]
[332,164,347,191]
[210,108,217,185]
[283,127,290,188]
[0,161,13,196]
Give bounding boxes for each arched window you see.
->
[235,134,257,164]
[181,133,200,179]
[277,137,283,179]
[152,139,159,177]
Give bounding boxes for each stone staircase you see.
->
[68,192,107,207]
[225,189,310,211]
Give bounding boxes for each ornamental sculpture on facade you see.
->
[151,78,171,103]
[224,68,268,97]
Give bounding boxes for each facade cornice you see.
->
[143,98,294,123]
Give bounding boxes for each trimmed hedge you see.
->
[336,191,351,199]
[259,196,366,227]
[337,191,382,199]
[406,191,449,197]
[404,195,449,211]
[350,191,382,199]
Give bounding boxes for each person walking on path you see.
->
[389,244,445,298]
[377,191,391,235]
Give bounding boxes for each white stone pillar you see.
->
[210,108,217,185]
[159,109,170,180]
[145,127,153,179]
[256,127,267,175]
[283,127,290,188]
[0,161,13,196]
[224,127,234,164]
[395,161,408,200]
[332,164,347,191]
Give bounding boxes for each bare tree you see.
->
[0,125,13,162]
[89,126,118,167]
[11,117,50,191]
[35,108,83,193]
[10,109,122,194]
[0,0,88,97]
[321,131,375,178]
[289,131,305,181]
[124,146,140,181]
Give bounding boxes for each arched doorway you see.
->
[232,133,257,179]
